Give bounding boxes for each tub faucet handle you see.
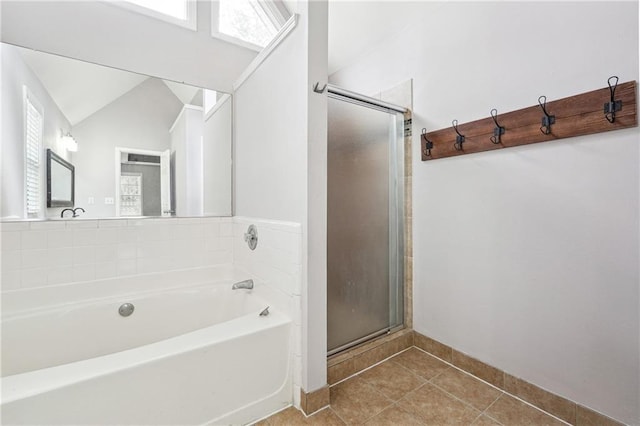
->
[259,306,270,317]
[244,224,258,250]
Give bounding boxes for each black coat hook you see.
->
[421,128,434,157]
[538,95,555,135]
[604,76,622,123]
[452,119,465,151]
[490,108,505,144]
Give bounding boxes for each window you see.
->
[126,0,188,20]
[213,0,290,50]
[120,173,143,216]
[23,87,43,218]
[116,0,197,30]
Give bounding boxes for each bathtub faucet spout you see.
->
[232,279,254,290]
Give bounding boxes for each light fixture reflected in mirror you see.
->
[60,130,78,152]
[2,42,232,219]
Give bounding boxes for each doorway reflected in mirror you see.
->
[0,42,232,220]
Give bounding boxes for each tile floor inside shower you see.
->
[257,347,566,425]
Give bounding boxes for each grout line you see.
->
[301,405,331,418]
[419,363,504,414]
[469,411,485,425]
[356,379,396,423]
[424,376,495,416]
[330,375,396,424]
[325,407,348,425]
[396,401,428,426]
[482,397,507,426]
[385,357,432,384]
[411,346,571,425]
[390,383,431,424]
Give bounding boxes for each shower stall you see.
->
[327,85,406,355]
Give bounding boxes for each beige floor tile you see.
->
[397,383,481,425]
[390,348,449,380]
[263,346,581,426]
[330,376,394,424]
[431,367,502,411]
[364,404,424,426]
[485,394,565,426]
[261,407,346,426]
[471,414,502,425]
[263,406,307,425]
[306,408,346,425]
[359,359,426,401]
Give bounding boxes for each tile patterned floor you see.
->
[258,348,566,425]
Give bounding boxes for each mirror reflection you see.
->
[47,149,75,208]
[1,42,232,220]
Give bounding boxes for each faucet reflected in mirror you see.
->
[60,207,85,218]
[1,42,233,221]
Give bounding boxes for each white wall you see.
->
[234,29,307,224]
[0,1,255,93]
[234,1,328,392]
[170,106,204,217]
[330,1,639,424]
[73,78,182,218]
[203,96,232,216]
[1,44,72,219]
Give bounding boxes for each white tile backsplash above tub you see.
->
[233,216,302,296]
[0,217,234,290]
[1,216,302,310]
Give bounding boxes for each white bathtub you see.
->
[1,279,292,425]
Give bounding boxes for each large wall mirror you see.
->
[1,42,232,220]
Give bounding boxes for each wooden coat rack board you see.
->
[421,79,638,161]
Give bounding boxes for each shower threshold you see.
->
[328,325,405,357]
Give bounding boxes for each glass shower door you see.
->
[327,93,404,355]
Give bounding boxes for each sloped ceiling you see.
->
[13,1,431,124]
[17,46,200,126]
[162,80,200,106]
[18,47,147,126]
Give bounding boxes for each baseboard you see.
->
[299,385,330,416]
[413,331,624,426]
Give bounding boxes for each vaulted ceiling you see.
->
[17,46,200,126]
[11,1,429,125]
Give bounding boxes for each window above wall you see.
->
[118,0,197,30]
[112,0,290,50]
[212,0,291,51]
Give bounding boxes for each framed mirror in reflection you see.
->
[46,149,74,208]
[0,42,232,220]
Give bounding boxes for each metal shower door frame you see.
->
[326,84,406,356]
